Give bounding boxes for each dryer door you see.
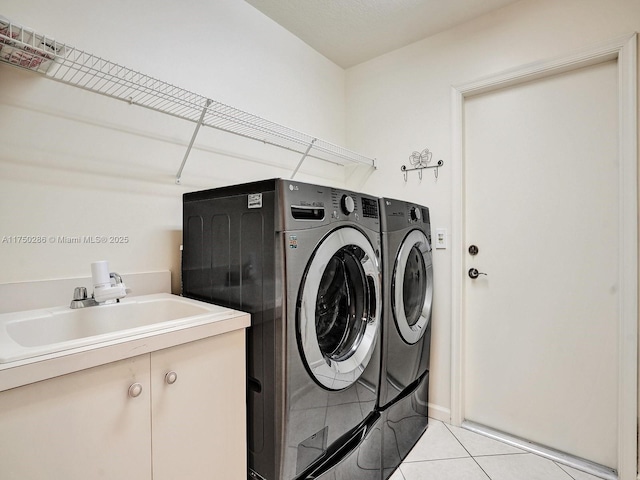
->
[392,229,433,344]
[298,227,381,390]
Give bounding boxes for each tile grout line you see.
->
[399,421,606,480]
[553,461,580,480]
[402,457,473,464]
[471,452,530,458]
[442,422,493,480]
[461,421,614,480]
[402,455,478,464]
[394,466,407,480]
[443,422,592,480]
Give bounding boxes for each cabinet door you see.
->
[0,355,152,480]
[151,330,246,480]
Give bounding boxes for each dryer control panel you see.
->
[379,197,432,244]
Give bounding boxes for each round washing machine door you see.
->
[392,229,433,345]
[298,227,381,390]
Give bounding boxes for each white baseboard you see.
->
[428,403,451,423]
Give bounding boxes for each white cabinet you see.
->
[0,354,152,479]
[151,330,246,480]
[0,330,246,480]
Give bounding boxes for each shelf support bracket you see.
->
[290,138,317,179]
[176,99,213,184]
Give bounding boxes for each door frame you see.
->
[450,34,637,479]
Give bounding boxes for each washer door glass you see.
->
[392,229,433,344]
[298,227,381,390]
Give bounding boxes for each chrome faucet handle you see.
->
[109,272,123,284]
[70,286,97,309]
[73,286,88,301]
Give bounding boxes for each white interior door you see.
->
[463,60,620,469]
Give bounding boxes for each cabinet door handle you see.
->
[128,382,143,398]
[165,371,178,385]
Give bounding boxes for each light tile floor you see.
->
[391,420,607,480]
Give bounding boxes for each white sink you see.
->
[0,293,232,363]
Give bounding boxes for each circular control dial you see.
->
[341,195,355,215]
[409,207,421,222]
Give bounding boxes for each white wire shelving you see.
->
[0,17,377,182]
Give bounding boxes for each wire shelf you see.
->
[0,16,377,179]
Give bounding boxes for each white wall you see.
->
[2,0,639,443]
[0,0,350,296]
[345,0,640,422]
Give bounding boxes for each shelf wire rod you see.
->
[224,122,304,148]
[175,99,213,184]
[103,74,137,97]
[151,89,198,112]
[58,56,89,85]
[136,79,197,105]
[208,108,272,131]
[128,83,175,105]
[205,111,276,136]
[209,108,311,145]
[290,139,317,179]
[53,56,362,166]
[88,70,121,95]
[105,68,143,96]
[54,50,82,79]
[168,103,197,120]
[74,54,104,86]
[210,118,336,165]
[142,80,167,105]
[124,82,201,117]
[153,97,184,115]
[1,18,377,169]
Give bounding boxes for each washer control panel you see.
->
[282,180,379,231]
[409,206,421,222]
[379,197,431,240]
[341,194,355,215]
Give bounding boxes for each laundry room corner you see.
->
[345,0,639,477]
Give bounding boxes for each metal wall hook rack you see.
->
[401,148,444,181]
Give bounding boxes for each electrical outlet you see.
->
[435,228,447,249]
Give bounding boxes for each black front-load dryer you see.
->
[378,197,433,479]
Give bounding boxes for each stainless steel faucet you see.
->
[70,271,127,309]
[69,287,98,309]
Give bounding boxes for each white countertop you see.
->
[0,293,250,392]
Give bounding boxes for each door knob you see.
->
[468,268,487,279]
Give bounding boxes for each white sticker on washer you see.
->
[248,193,262,209]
